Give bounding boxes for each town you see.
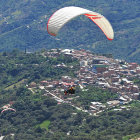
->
[28,49,140,115]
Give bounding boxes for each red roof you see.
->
[62,82,74,86]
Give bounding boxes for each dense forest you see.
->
[0,51,140,140]
[0,49,78,90]
[0,0,140,62]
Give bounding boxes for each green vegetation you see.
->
[5,79,27,90]
[129,101,140,108]
[73,86,118,107]
[0,51,140,140]
[0,0,140,62]
[36,120,50,131]
[133,79,140,88]
[0,50,78,90]
[122,133,140,140]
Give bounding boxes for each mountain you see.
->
[0,0,140,62]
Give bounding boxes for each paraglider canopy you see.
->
[47,6,114,40]
[1,108,16,114]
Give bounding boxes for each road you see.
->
[28,88,35,94]
[44,89,89,114]
[44,89,64,103]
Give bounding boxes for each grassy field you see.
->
[36,120,51,131]
[5,79,27,90]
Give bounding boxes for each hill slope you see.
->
[0,0,140,62]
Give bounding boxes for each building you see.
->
[92,64,108,73]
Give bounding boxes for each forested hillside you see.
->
[0,0,140,62]
[0,50,140,140]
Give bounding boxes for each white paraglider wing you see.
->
[47,6,114,40]
[1,108,16,114]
